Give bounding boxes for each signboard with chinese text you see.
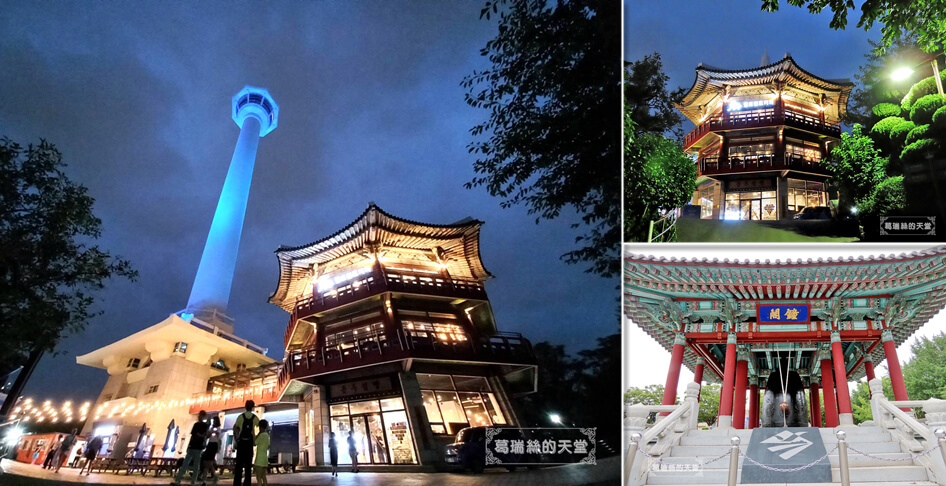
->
[484,427,595,465]
[329,376,396,401]
[757,304,810,325]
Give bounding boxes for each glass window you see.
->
[383,411,417,464]
[699,187,715,219]
[434,391,467,432]
[453,376,491,392]
[380,397,404,411]
[417,374,454,390]
[421,390,443,424]
[458,392,491,427]
[483,393,506,424]
[330,404,350,417]
[127,358,140,369]
[330,417,353,465]
[349,400,380,414]
[325,322,385,349]
[403,321,469,342]
[174,342,188,354]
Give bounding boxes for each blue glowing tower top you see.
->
[184,86,279,330]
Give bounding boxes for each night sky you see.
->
[624,0,879,132]
[1,1,618,403]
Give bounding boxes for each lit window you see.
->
[417,374,502,434]
[174,342,188,354]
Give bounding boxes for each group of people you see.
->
[38,428,78,473]
[172,400,270,486]
[326,429,366,477]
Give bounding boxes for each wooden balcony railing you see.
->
[284,269,488,349]
[683,107,842,150]
[697,154,830,177]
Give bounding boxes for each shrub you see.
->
[905,124,931,146]
[872,103,901,118]
[900,137,939,164]
[932,105,946,128]
[859,176,906,218]
[889,120,916,148]
[901,69,946,112]
[909,94,946,125]
[870,116,904,139]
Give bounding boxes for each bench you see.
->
[88,457,124,474]
[143,457,180,477]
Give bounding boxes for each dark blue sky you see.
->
[624,0,879,131]
[1,1,618,403]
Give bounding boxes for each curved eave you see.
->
[268,204,492,310]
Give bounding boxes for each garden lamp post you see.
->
[890,55,944,98]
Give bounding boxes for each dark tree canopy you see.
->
[760,0,946,53]
[463,0,621,278]
[846,38,921,127]
[624,53,686,139]
[0,139,136,375]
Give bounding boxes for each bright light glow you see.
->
[851,207,858,215]
[316,266,372,293]
[4,427,23,446]
[891,67,914,81]
[549,413,562,424]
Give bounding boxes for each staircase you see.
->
[643,425,935,486]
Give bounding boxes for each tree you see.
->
[573,333,622,449]
[760,0,946,54]
[624,384,667,424]
[463,0,621,278]
[850,377,894,424]
[699,384,722,427]
[624,117,697,242]
[903,333,946,401]
[845,38,921,127]
[513,341,578,428]
[624,54,686,139]
[826,124,889,215]
[0,139,136,411]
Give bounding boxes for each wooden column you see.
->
[809,383,822,427]
[882,329,909,401]
[864,356,876,382]
[694,358,705,401]
[747,382,760,429]
[733,355,749,429]
[660,333,687,415]
[831,331,854,425]
[821,358,839,427]
[717,332,738,428]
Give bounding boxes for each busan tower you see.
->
[184,86,279,330]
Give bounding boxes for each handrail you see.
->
[647,211,677,243]
[869,378,946,483]
[624,382,700,486]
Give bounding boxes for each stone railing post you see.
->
[684,382,701,429]
[869,378,887,427]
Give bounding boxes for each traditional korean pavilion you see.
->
[623,247,946,428]
[677,53,854,221]
[190,203,537,467]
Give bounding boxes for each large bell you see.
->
[761,369,809,427]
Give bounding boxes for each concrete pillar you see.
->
[831,332,854,425]
[733,356,749,429]
[821,358,839,427]
[717,333,738,428]
[399,371,437,465]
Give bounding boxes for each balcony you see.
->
[683,107,842,150]
[285,268,488,349]
[698,154,830,177]
[281,329,535,383]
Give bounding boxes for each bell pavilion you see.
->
[677,53,854,221]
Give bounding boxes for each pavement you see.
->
[0,457,620,485]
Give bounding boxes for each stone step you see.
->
[658,452,914,469]
[646,465,930,485]
[669,440,903,457]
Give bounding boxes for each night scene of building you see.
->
[0,1,620,484]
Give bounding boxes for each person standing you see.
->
[172,410,209,486]
[79,436,102,476]
[347,432,359,473]
[42,436,61,469]
[253,420,270,486]
[231,400,259,486]
[200,418,221,485]
[328,432,338,477]
[53,429,77,472]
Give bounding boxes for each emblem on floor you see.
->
[741,427,831,483]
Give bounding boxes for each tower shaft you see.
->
[186,116,261,317]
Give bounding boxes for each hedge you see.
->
[889,120,916,148]
[900,137,939,164]
[905,124,931,146]
[859,176,906,217]
[901,69,946,112]
[870,116,904,138]
[872,103,902,118]
[932,105,946,128]
[909,94,946,125]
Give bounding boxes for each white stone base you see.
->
[839,412,855,426]
[717,415,733,428]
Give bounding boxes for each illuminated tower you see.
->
[185,86,279,326]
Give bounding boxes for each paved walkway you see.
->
[0,458,619,485]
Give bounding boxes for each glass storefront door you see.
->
[328,398,417,465]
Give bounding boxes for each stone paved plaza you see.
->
[0,457,619,485]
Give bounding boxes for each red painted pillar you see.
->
[733,357,749,429]
[864,357,876,382]
[748,383,760,429]
[821,358,839,427]
[882,330,909,401]
[660,333,687,415]
[718,333,738,428]
[693,359,705,385]
[809,383,822,427]
[831,332,854,425]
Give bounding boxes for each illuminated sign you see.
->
[727,99,775,112]
[315,266,373,293]
[757,304,810,324]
